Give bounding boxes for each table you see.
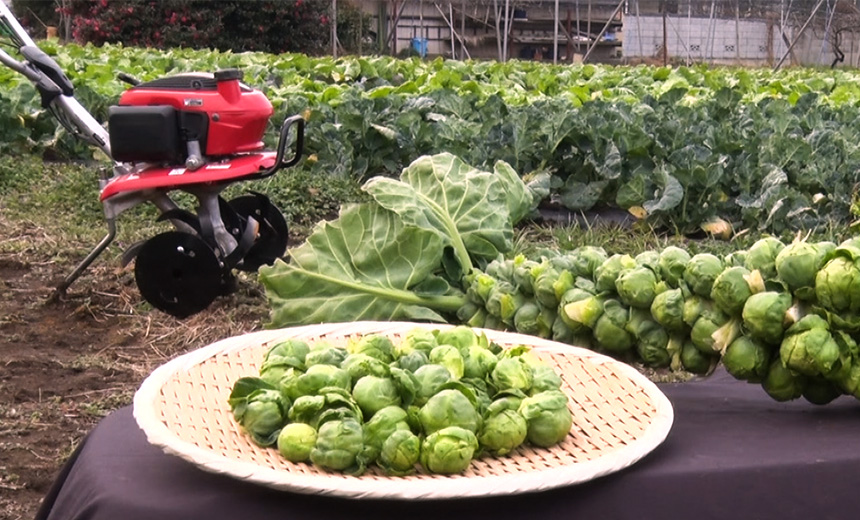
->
[35,369,860,520]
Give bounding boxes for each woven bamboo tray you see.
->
[133,321,674,500]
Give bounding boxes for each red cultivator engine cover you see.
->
[108,69,273,163]
[0,4,304,319]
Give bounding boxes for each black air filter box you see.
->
[108,105,182,163]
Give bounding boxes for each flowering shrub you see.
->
[14,0,340,55]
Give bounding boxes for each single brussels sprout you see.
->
[420,426,479,474]
[379,429,421,476]
[430,344,465,380]
[413,364,453,406]
[513,255,540,295]
[288,387,362,428]
[744,236,785,280]
[514,301,543,337]
[779,314,840,377]
[347,334,395,364]
[418,389,481,435]
[479,408,528,456]
[722,335,771,382]
[682,294,711,327]
[264,339,311,365]
[690,307,729,354]
[594,254,638,293]
[281,363,352,401]
[389,366,419,408]
[277,423,317,463]
[815,247,860,315]
[558,286,594,324]
[761,359,806,402]
[802,377,843,405]
[341,353,390,382]
[304,343,348,367]
[456,301,483,327]
[551,313,577,344]
[826,331,858,383]
[485,395,523,415]
[683,253,724,298]
[517,390,573,447]
[710,266,764,316]
[228,377,289,447]
[530,363,564,394]
[593,299,634,354]
[835,360,860,399]
[434,326,480,353]
[463,345,499,380]
[658,246,691,288]
[309,418,366,472]
[742,291,793,345]
[362,405,411,462]
[562,294,605,331]
[396,349,429,373]
[650,287,687,333]
[634,250,660,271]
[534,267,563,309]
[775,240,834,300]
[260,339,310,383]
[485,257,516,283]
[469,271,497,303]
[458,378,493,415]
[551,270,576,305]
[464,307,489,329]
[491,356,534,393]
[352,375,401,418]
[722,250,745,267]
[537,305,558,340]
[626,307,657,338]
[569,246,609,278]
[636,325,671,368]
[485,281,526,324]
[679,339,718,375]
[615,266,659,309]
[396,327,439,358]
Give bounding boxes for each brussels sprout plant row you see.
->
[8,42,860,234]
[260,153,860,407]
[228,327,572,476]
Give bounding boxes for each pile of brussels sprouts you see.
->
[228,327,573,476]
[456,235,860,405]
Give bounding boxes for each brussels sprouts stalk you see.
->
[784,300,807,329]
[667,336,684,372]
[562,296,605,329]
[711,318,742,355]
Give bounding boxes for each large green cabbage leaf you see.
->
[362,153,530,277]
[259,153,535,327]
[260,202,465,327]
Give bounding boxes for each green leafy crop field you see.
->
[4,42,860,236]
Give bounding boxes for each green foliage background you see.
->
[4,40,860,236]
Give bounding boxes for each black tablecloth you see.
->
[35,369,860,520]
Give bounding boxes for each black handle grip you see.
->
[117,72,141,86]
[278,115,305,169]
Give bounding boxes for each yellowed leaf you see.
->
[628,206,648,219]
[700,217,733,240]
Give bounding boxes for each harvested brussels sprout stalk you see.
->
[229,327,573,476]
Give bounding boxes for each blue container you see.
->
[411,37,428,57]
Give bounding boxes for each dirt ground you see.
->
[0,224,269,520]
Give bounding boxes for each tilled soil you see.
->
[0,250,267,520]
